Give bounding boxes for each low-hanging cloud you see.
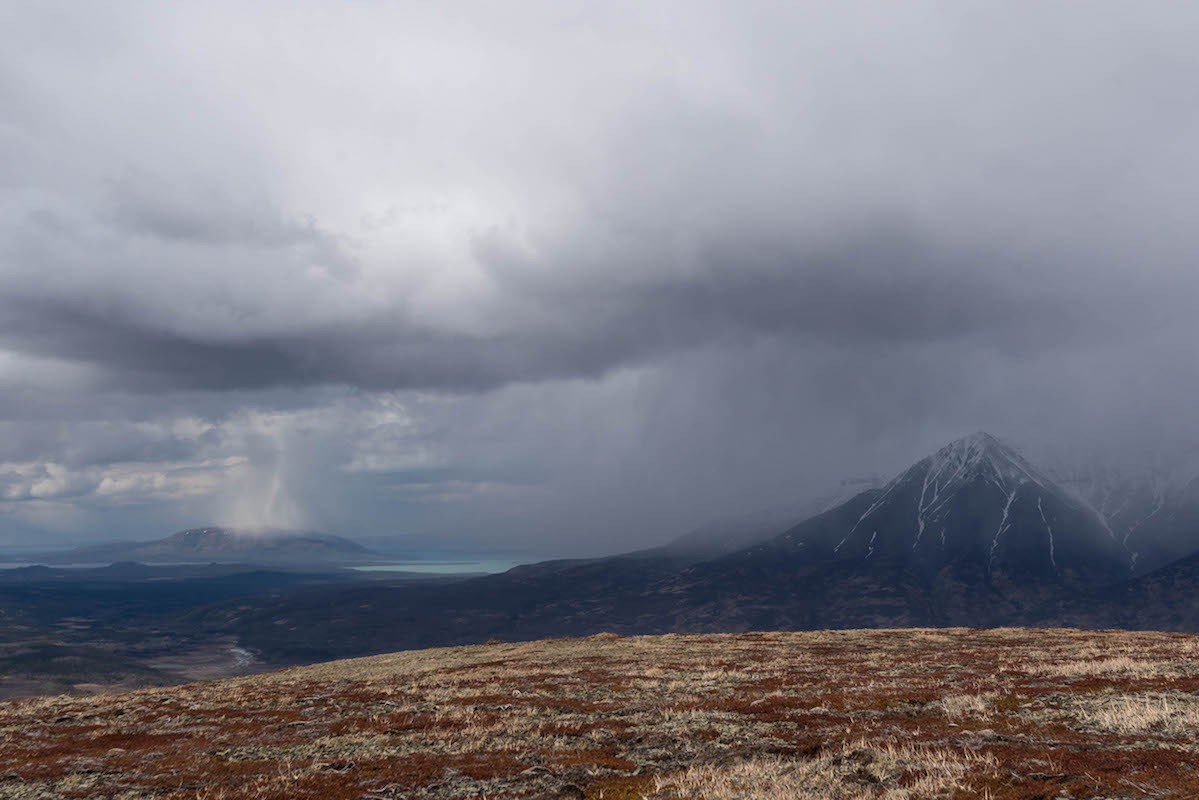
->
[2,1,1198,551]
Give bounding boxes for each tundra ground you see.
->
[3,628,1199,799]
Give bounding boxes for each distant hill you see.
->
[37,527,376,566]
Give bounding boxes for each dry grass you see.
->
[1076,692,1199,735]
[2,628,1199,799]
[1029,654,1185,679]
[646,741,998,799]
[937,692,994,718]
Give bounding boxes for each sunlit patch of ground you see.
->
[3,628,1199,798]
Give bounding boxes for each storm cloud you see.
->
[2,1,1198,552]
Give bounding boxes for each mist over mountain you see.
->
[1048,454,1199,576]
[656,475,885,560]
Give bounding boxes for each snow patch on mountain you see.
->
[840,432,1066,557]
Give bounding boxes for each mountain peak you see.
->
[811,431,1130,586]
[913,431,1050,496]
[936,430,1020,462]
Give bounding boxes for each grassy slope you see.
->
[3,628,1199,798]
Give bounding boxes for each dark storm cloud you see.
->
[0,225,1149,394]
[2,1,1199,548]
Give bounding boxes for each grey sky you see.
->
[1,1,1198,553]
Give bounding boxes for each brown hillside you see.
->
[3,628,1199,799]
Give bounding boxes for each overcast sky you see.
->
[1,1,1198,553]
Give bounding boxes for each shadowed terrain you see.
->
[4,628,1199,799]
[0,564,363,698]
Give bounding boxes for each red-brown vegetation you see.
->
[3,628,1199,798]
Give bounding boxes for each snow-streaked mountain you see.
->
[765,432,1130,589]
[663,433,1199,578]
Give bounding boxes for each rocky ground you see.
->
[3,628,1199,799]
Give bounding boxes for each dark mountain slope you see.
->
[1045,549,1199,631]
[661,433,1132,627]
[190,554,688,661]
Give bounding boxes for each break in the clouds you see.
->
[2,1,1199,552]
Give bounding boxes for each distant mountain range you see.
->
[195,432,1199,662]
[1049,454,1199,576]
[35,527,376,566]
[20,433,1198,665]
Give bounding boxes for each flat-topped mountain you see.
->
[37,527,375,566]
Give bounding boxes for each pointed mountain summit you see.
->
[768,432,1131,588]
[650,433,1137,630]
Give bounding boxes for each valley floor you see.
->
[2,628,1199,799]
